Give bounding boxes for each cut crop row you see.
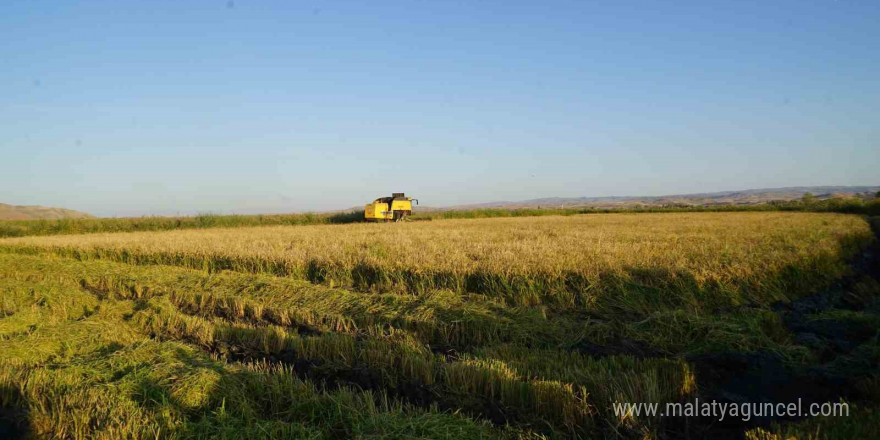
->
[0,253,809,359]
[0,264,520,439]
[0,253,582,350]
[132,296,695,438]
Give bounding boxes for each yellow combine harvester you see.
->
[364,193,418,222]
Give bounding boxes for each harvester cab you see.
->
[364,193,418,222]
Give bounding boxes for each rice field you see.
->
[0,212,878,439]
[1,213,870,309]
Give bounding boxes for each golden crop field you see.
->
[1,212,878,439]
[1,212,870,308]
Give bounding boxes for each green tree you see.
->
[802,192,816,204]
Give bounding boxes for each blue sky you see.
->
[2,0,878,217]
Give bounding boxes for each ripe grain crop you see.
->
[1,212,877,439]
[1,213,871,310]
[3,196,877,238]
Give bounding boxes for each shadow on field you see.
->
[0,386,31,440]
[683,217,880,438]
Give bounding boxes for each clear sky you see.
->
[2,0,878,217]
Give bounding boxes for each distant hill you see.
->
[0,203,95,220]
[437,186,880,210]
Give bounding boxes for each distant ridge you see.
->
[437,186,880,210]
[0,203,95,220]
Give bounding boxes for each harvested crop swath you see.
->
[0,252,697,438]
[0,253,581,350]
[1,213,876,439]
[0,263,514,439]
[131,296,692,437]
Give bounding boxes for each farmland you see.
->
[1,212,878,439]
[1,195,877,238]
